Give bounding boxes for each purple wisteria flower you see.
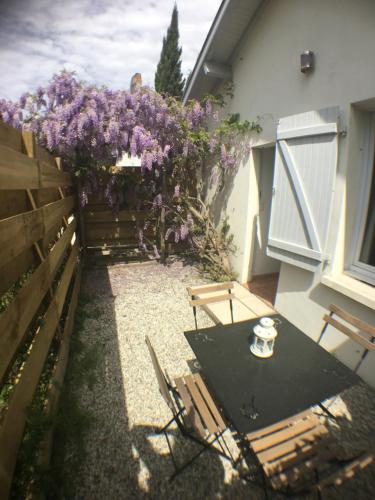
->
[165,228,173,240]
[0,69,257,220]
[180,223,189,240]
[173,184,180,198]
[153,193,162,208]
[153,245,160,259]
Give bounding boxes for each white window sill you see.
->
[321,273,375,310]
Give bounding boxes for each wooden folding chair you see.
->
[186,282,235,329]
[318,304,375,373]
[316,305,375,420]
[242,409,374,498]
[145,336,234,480]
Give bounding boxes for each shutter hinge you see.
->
[339,130,347,137]
[272,187,276,196]
[323,255,331,267]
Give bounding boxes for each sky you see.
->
[0,0,222,101]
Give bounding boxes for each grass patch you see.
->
[43,293,100,499]
[8,290,100,499]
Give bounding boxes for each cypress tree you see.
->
[155,4,185,99]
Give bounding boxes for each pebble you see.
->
[63,258,375,499]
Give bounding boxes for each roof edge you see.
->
[183,0,231,104]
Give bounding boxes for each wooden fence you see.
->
[0,121,80,498]
[82,193,155,248]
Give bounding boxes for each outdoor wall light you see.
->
[250,317,278,358]
[301,50,314,73]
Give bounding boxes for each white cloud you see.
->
[0,0,221,100]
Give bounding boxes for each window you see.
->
[347,114,375,286]
[359,167,375,267]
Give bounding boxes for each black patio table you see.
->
[184,314,361,435]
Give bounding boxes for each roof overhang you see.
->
[183,0,263,103]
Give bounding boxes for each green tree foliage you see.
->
[155,4,185,99]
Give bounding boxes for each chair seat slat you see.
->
[183,375,219,434]
[256,425,329,464]
[246,409,314,442]
[190,293,234,307]
[271,458,320,491]
[193,373,226,431]
[316,451,374,490]
[174,377,206,439]
[248,408,374,495]
[251,415,320,453]
[265,442,334,477]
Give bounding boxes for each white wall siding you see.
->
[201,0,375,385]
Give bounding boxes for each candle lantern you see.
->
[250,317,278,358]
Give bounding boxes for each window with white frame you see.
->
[348,114,375,286]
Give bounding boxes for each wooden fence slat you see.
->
[0,145,40,189]
[83,210,150,222]
[0,220,76,385]
[43,196,74,229]
[0,243,79,499]
[0,196,75,272]
[37,266,82,468]
[0,122,79,497]
[0,191,28,219]
[85,225,153,240]
[0,146,72,190]
[0,122,23,152]
[39,161,72,188]
[32,188,61,208]
[0,250,35,297]
[0,211,42,265]
[86,239,140,247]
[34,144,57,168]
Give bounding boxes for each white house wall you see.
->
[205,0,375,385]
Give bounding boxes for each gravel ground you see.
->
[65,258,375,499]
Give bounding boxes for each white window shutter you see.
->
[267,107,339,271]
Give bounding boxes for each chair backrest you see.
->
[187,282,235,328]
[145,336,176,414]
[319,304,375,371]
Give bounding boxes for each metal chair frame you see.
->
[145,336,235,480]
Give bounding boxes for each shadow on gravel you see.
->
[52,260,254,499]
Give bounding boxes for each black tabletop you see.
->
[184,315,361,434]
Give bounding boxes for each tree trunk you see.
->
[160,166,167,262]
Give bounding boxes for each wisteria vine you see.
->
[0,71,261,277]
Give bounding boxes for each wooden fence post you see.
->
[77,180,87,254]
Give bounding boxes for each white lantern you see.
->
[250,317,278,358]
